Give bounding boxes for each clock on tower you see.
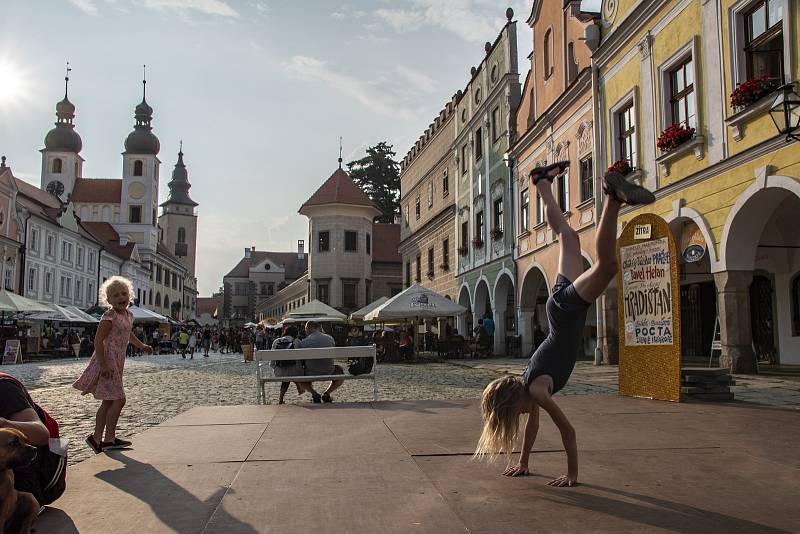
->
[46,180,65,198]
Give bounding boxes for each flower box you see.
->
[471,237,484,249]
[731,75,777,111]
[657,123,696,153]
[489,227,503,240]
[457,246,469,257]
[606,159,632,176]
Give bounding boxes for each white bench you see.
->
[255,345,377,404]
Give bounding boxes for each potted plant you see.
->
[426,270,435,280]
[471,236,484,249]
[457,245,469,257]
[607,159,632,175]
[657,123,696,152]
[489,227,503,240]
[730,74,777,110]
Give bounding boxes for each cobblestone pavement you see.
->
[2,353,798,465]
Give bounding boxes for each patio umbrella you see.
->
[364,284,468,321]
[128,305,170,324]
[0,290,53,314]
[29,303,94,322]
[64,306,99,323]
[283,299,347,323]
[349,296,389,322]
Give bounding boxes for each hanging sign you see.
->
[3,339,21,365]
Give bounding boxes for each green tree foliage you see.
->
[347,141,400,223]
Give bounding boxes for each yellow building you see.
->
[592,0,800,370]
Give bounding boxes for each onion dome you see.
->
[160,145,198,207]
[44,95,82,153]
[124,78,160,155]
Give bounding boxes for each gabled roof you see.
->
[371,223,401,264]
[224,250,308,280]
[299,168,378,213]
[80,222,135,260]
[11,176,64,224]
[72,178,122,204]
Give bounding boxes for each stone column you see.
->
[492,306,506,355]
[518,307,534,358]
[437,318,446,340]
[456,314,466,337]
[598,285,619,365]
[714,270,757,373]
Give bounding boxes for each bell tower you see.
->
[158,143,198,276]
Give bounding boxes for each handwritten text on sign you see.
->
[621,238,674,346]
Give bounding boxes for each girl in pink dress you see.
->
[73,276,152,453]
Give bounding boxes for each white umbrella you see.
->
[64,306,100,323]
[364,284,468,321]
[283,299,347,323]
[129,305,170,324]
[0,290,53,314]
[349,296,389,321]
[29,303,93,322]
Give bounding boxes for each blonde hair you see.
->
[474,376,528,461]
[99,276,134,309]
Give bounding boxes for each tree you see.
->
[347,142,400,224]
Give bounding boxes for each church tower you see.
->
[159,144,198,276]
[119,72,161,252]
[40,65,83,202]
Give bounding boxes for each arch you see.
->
[666,200,719,266]
[52,158,62,174]
[177,227,186,243]
[133,160,144,176]
[519,263,550,307]
[457,284,472,309]
[163,296,170,311]
[155,292,161,307]
[473,278,492,318]
[720,175,800,271]
[492,267,516,303]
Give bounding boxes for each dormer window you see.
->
[133,160,144,176]
[52,158,62,174]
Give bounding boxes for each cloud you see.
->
[331,3,366,20]
[138,0,239,17]
[395,65,436,94]
[251,1,268,16]
[283,55,418,121]
[68,0,100,15]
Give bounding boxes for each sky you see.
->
[0,0,539,296]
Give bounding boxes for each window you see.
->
[129,205,142,224]
[792,274,800,336]
[544,28,553,80]
[30,229,38,252]
[415,196,421,219]
[493,198,504,232]
[442,239,450,268]
[44,272,52,293]
[4,268,12,290]
[492,107,501,142]
[366,279,372,304]
[156,265,162,283]
[318,231,330,252]
[520,190,530,232]
[88,251,95,271]
[442,172,449,197]
[317,282,329,304]
[427,248,434,276]
[405,262,411,286]
[669,58,696,129]
[461,144,468,174]
[415,255,421,282]
[76,247,84,267]
[60,276,71,298]
[133,160,144,176]
[267,283,274,296]
[345,231,357,252]
[177,227,186,243]
[52,158,62,174]
[366,233,371,255]
[88,283,95,303]
[46,235,54,256]
[617,102,637,169]
[404,205,409,227]
[567,42,579,84]
[475,211,484,240]
[474,128,483,161]
[342,280,357,309]
[536,192,543,224]
[27,268,35,291]
[61,241,73,262]
[461,221,469,249]
[163,297,169,311]
[580,156,594,202]
[744,0,784,82]
[172,272,178,289]
[76,279,82,301]
[557,172,570,213]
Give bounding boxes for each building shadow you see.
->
[95,452,258,533]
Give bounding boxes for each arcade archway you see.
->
[518,266,549,357]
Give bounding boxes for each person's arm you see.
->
[129,332,153,353]
[503,404,539,476]
[532,384,578,486]
[94,320,113,375]
[0,409,50,446]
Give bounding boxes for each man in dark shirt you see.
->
[0,377,50,504]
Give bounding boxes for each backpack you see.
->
[0,373,67,506]
[272,337,296,367]
[347,357,374,376]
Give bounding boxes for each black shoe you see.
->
[102,437,132,450]
[530,160,570,185]
[603,172,655,205]
[321,393,333,403]
[312,393,322,404]
[85,435,102,454]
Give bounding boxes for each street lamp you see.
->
[769,82,800,142]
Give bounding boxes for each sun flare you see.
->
[0,59,29,107]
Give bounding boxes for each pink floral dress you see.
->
[73,308,133,400]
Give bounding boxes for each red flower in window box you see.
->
[657,123,696,152]
[606,159,632,175]
[489,227,504,240]
[730,74,777,110]
[471,237,484,249]
[457,245,469,257]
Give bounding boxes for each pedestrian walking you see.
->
[203,328,212,357]
[179,330,189,358]
[187,331,197,359]
[73,276,152,454]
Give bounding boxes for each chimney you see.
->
[244,247,252,259]
[297,240,305,259]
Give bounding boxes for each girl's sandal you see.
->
[530,160,570,185]
[603,172,656,206]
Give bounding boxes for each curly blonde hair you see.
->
[99,276,134,309]
[474,375,528,462]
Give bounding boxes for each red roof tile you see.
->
[196,297,220,316]
[371,223,401,263]
[12,176,61,209]
[72,178,122,204]
[80,222,135,260]
[299,168,378,212]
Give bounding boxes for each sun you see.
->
[0,60,28,107]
